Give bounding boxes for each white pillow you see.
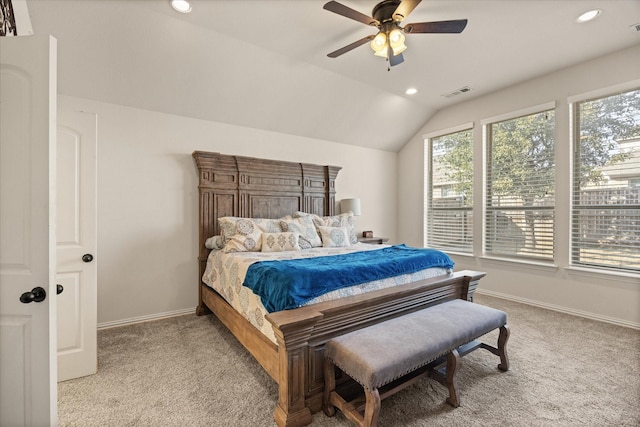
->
[261,232,301,252]
[318,226,351,248]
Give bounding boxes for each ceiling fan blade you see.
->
[393,0,422,22]
[389,52,404,67]
[404,19,468,34]
[327,35,376,58]
[323,1,379,26]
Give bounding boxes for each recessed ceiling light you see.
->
[171,0,192,14]
[406,88,418,95]
[576,9,601,23]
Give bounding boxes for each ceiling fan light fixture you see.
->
[389,28,407,55]
[323,1,468,68]
[373,48,389,58]
[370,32,387,54]
[389,28,404,44]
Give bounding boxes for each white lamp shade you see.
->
[340,198,361,216]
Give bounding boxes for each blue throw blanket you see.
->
[243,244,454,312]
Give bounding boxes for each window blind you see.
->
[485,109,555,260]
[572,89,640,273]
[426,129,473,253]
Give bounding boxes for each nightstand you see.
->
[357,236,389,245]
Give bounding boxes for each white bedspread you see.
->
[202,243,450,343]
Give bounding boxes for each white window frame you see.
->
[423,123,473,253]
[568,82,640,274]
[481,102,557,262]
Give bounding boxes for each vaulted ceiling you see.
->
[26,0,640,151]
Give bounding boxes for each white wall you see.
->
[59,96,397,326]
[398,45,640,328]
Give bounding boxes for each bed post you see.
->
[271,313,324,427]
[461,272,484,302]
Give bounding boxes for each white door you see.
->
[57,111,97,382]
[0,36,58,427]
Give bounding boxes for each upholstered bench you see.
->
[323,299,510,427]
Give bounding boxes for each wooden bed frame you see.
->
[193,151,485,427]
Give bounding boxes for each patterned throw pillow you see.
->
[280,216,322,248]
[296,211,358,244]
[204,235,224,250]
[219,217,284,252]
[318,226,351,248]
[261,232,302,252]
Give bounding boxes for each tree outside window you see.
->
[426,129,473,253]
[573,89,640,272]
[486,110,556,260]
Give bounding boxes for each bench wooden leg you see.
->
[445,349,460,407]
[498,325,510,371]
[324,356,381,427]
[363,388,381,427]
[477,323,510,372]
[428,349,461,407]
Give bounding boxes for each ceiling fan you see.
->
[323,0,467,69]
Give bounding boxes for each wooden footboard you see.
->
[198,270,484,427]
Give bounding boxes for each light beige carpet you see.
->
[58,295,640,426]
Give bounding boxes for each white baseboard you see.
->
[475,289,640,330]
[98,307,196,330]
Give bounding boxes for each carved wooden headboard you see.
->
[192,151,341,278]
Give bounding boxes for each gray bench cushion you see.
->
[325,299,507,390]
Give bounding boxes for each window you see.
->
[426,128,473,253]
[572,88,640,273]
[485,108,555,260]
